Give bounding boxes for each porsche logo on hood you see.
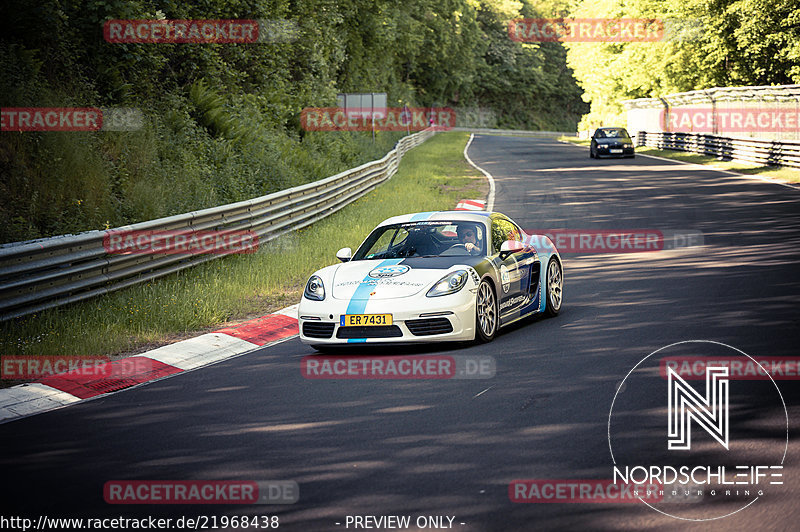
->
[368,265,410,278]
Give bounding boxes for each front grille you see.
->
[303,322,336,338]
[405,318,454,336]
[336,325,403,339]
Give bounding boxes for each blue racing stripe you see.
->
[344,258,404,342]
[410,211,437,221]
[538,263,547,313]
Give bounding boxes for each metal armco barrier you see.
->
[0,129,435,321]
[636,131,800,169]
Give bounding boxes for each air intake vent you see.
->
[303,322,336,338]
[336,325,403,339]
[405,318,453,336]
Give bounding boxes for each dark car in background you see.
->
[589,127,635,158]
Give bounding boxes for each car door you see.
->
[490,215,535,319]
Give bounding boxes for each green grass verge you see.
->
[0,132,486,359]
[559,136,800,184]
[560,136,590,146]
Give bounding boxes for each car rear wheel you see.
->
[475,279,498,342]
[544,258,563,317]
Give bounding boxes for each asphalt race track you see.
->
[2,134,799,531]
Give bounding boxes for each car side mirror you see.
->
[499,240,524,260]
[336,247,352,262]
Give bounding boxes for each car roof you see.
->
[376,210,494,228]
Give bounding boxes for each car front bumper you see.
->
[298,290,477,345]
[595,146,635,157]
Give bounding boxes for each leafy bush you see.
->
[0,0,587,243]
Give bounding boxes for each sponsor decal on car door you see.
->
[491,216,532,315]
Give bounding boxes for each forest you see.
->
[562,0,800,129]
[1,0,797,243]
[0,0,586,243]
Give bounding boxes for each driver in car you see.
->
[457,224,483,255]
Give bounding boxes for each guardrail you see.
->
[636,131,800,169]
[0,129,435,322]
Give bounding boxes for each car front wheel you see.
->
[475,279,498,342]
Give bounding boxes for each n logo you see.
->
[667,366,729,450]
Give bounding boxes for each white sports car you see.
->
[298,211,562,347]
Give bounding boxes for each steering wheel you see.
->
[441,243,479,256]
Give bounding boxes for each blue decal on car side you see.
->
[538,253,549,313]
[519,288,541,316]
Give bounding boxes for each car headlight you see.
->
[304,275,325,301]
[427,270,468,297]
[598,144,608,149]
[623,143,632,148]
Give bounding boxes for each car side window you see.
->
[491,218,520,253]
[506,221,522,243]
[490,220,503,253]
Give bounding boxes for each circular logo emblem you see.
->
[500,265,510,293]
[608,340,788,521]
[369,265,410,278]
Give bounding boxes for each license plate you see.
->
[340,314,393,326]
[610,149,623,154]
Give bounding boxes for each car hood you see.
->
[331,257,481,300]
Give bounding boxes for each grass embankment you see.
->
[559,136,800,184]
[0,132,486,359]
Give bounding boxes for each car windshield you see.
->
[352,221,486,260]
[597,128,629,138]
